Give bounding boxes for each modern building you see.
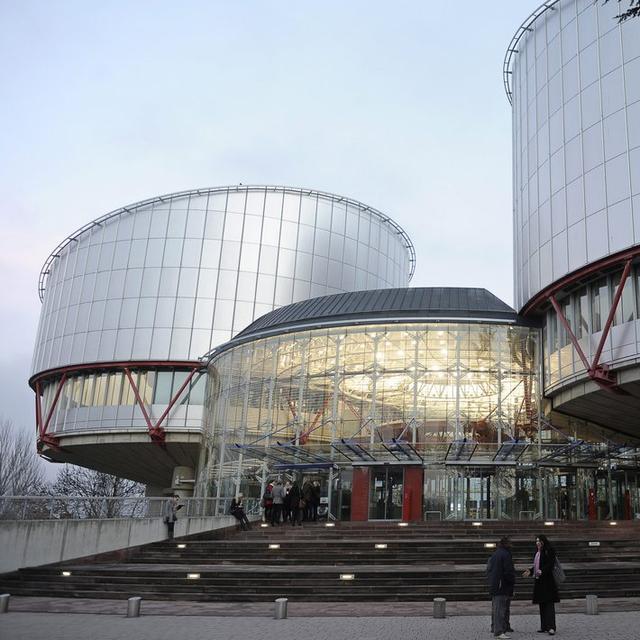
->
[30,186,415,492]
[28,0,640,521]
[505,0,640,434]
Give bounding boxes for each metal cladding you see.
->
[507,0,640,433]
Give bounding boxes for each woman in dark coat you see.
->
[288,481,303,526]
[522,534,559,635]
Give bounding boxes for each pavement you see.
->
[1,610,640,640]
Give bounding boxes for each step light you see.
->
[268,544,280,549]
[61,571,72,577]
[471,522,482,527]
[177,544,187,549]
[398,522,409,527]
[186,573,200,580]
[260,523,269,528]
[610,521,618,526]
[588,541,600,547]
[325,522,335,527]
[375,543,388,549]
[339,573,355,580]
[484,543,496,548]
[544,521,555,526]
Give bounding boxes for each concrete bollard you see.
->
[274,597,288,619]
[586,594,598,615]
[126,596,142,618]
[433,597,446,618]
[0,594,9,613]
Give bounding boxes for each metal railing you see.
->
[0,496,260,521]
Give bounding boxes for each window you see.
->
[591,278,608,332]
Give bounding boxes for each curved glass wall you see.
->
[33,186,414,374]
[510,0,640,309]
[40,368,206,433]
[205,322,540,499]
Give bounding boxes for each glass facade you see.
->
[204,321,540,503]
[510,0,640,310]
[39,368,206,433]
[32,186,414,374]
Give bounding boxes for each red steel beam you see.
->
[35,380,43,437]
[592,259,633,370]
[41,373,67,436]
[548,295,591,372]
[123,368,155,433]
[153,368,200,432]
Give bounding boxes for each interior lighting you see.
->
[398,522,409,527]
[484,543,496,548]
[340,573,355,580]
[544,521,555,526]
[325,522,335,527]
[177,544,187,549]
[187,573,200,580]
[610,521,618,526]
[61,571,72,577]
[268,544,280,549]
[375,543,388,549]
[472,522,483,527]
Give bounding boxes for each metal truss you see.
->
[32,360,204,451]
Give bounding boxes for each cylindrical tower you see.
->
[30,185,415,488]
[506,1,640,435]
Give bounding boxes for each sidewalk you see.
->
[1,610,639,640]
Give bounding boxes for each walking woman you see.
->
[522,534,560,635]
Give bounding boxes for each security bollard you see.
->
[274,597,288,619]
[126,596,142,618]
[433,597,446,618]
[586,594,598,615]
[0,594,9,613]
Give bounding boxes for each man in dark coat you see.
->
[487,536,516,639]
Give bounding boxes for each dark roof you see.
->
[227,288,534,348]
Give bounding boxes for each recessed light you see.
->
[544,521,554,526]
[187,573,200,579]
[61,571,72,577]
[177,543,186,549]
[260,523,269,528]
[588,541,600,547]
[610,521,618,526]
[375,543,388,549]
[325,522,335,527]
[268,544,280,549]
[472,522,482,527]
[484,543,496,548]
[398,522,409,527]
[339,573,355,580]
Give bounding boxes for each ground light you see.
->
[339,574,355,580]
[61,571,71,577]
[260,523,269,528]
[484,543,496,548]
[186,573,200,580]
[610,521,618,526]
[398,522,409,527]
[325,522,335,527]
[268,544,280,549]
[177,544,186,549]
[375,543,388,549]
[472,522,482,527]
[544,521,555,526]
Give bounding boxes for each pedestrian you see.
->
[289,480,303,526]
[302,479,313,521]
[487,536,516,639]
[271,480,285,526]
[230,493,251,531]
[262,483,273,523]
[162,494,180,539]
[522,534,559,635]
[311,480,321,521]
[283,481,292,523]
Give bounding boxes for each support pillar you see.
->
[402,466,424,522]
[351,467,370,521]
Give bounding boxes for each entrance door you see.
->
[369,467,403,520]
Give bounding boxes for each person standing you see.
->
[271,480,285,526]
[289,480,303,526]
[522,534,559,635]
[487,536,516,640]
[162,494,180,539]
[230,493,251,531]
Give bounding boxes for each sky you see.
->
[0,0,535,435]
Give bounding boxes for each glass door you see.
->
[369,467,403,520]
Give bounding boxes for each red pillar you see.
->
[402,466,424,522]
[351,467,370,521]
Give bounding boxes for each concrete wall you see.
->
[0,515,236,574]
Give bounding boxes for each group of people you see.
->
[487,534,561,639]
[262,479,321,526]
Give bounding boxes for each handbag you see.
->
[552,557,566,585]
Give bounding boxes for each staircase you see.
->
[2,521,640,602]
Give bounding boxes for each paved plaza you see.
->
[1,609,640,640]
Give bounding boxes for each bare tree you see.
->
[49,464,145,517]
[603,0,640,21]
[0,418,46,496]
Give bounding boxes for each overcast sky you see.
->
[0,0,533,434]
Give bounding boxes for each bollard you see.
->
[274,597,288,619]
[0,594,9,614]
[585,594,598,615]
[433,597,446,618]
[126,596,142,618]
